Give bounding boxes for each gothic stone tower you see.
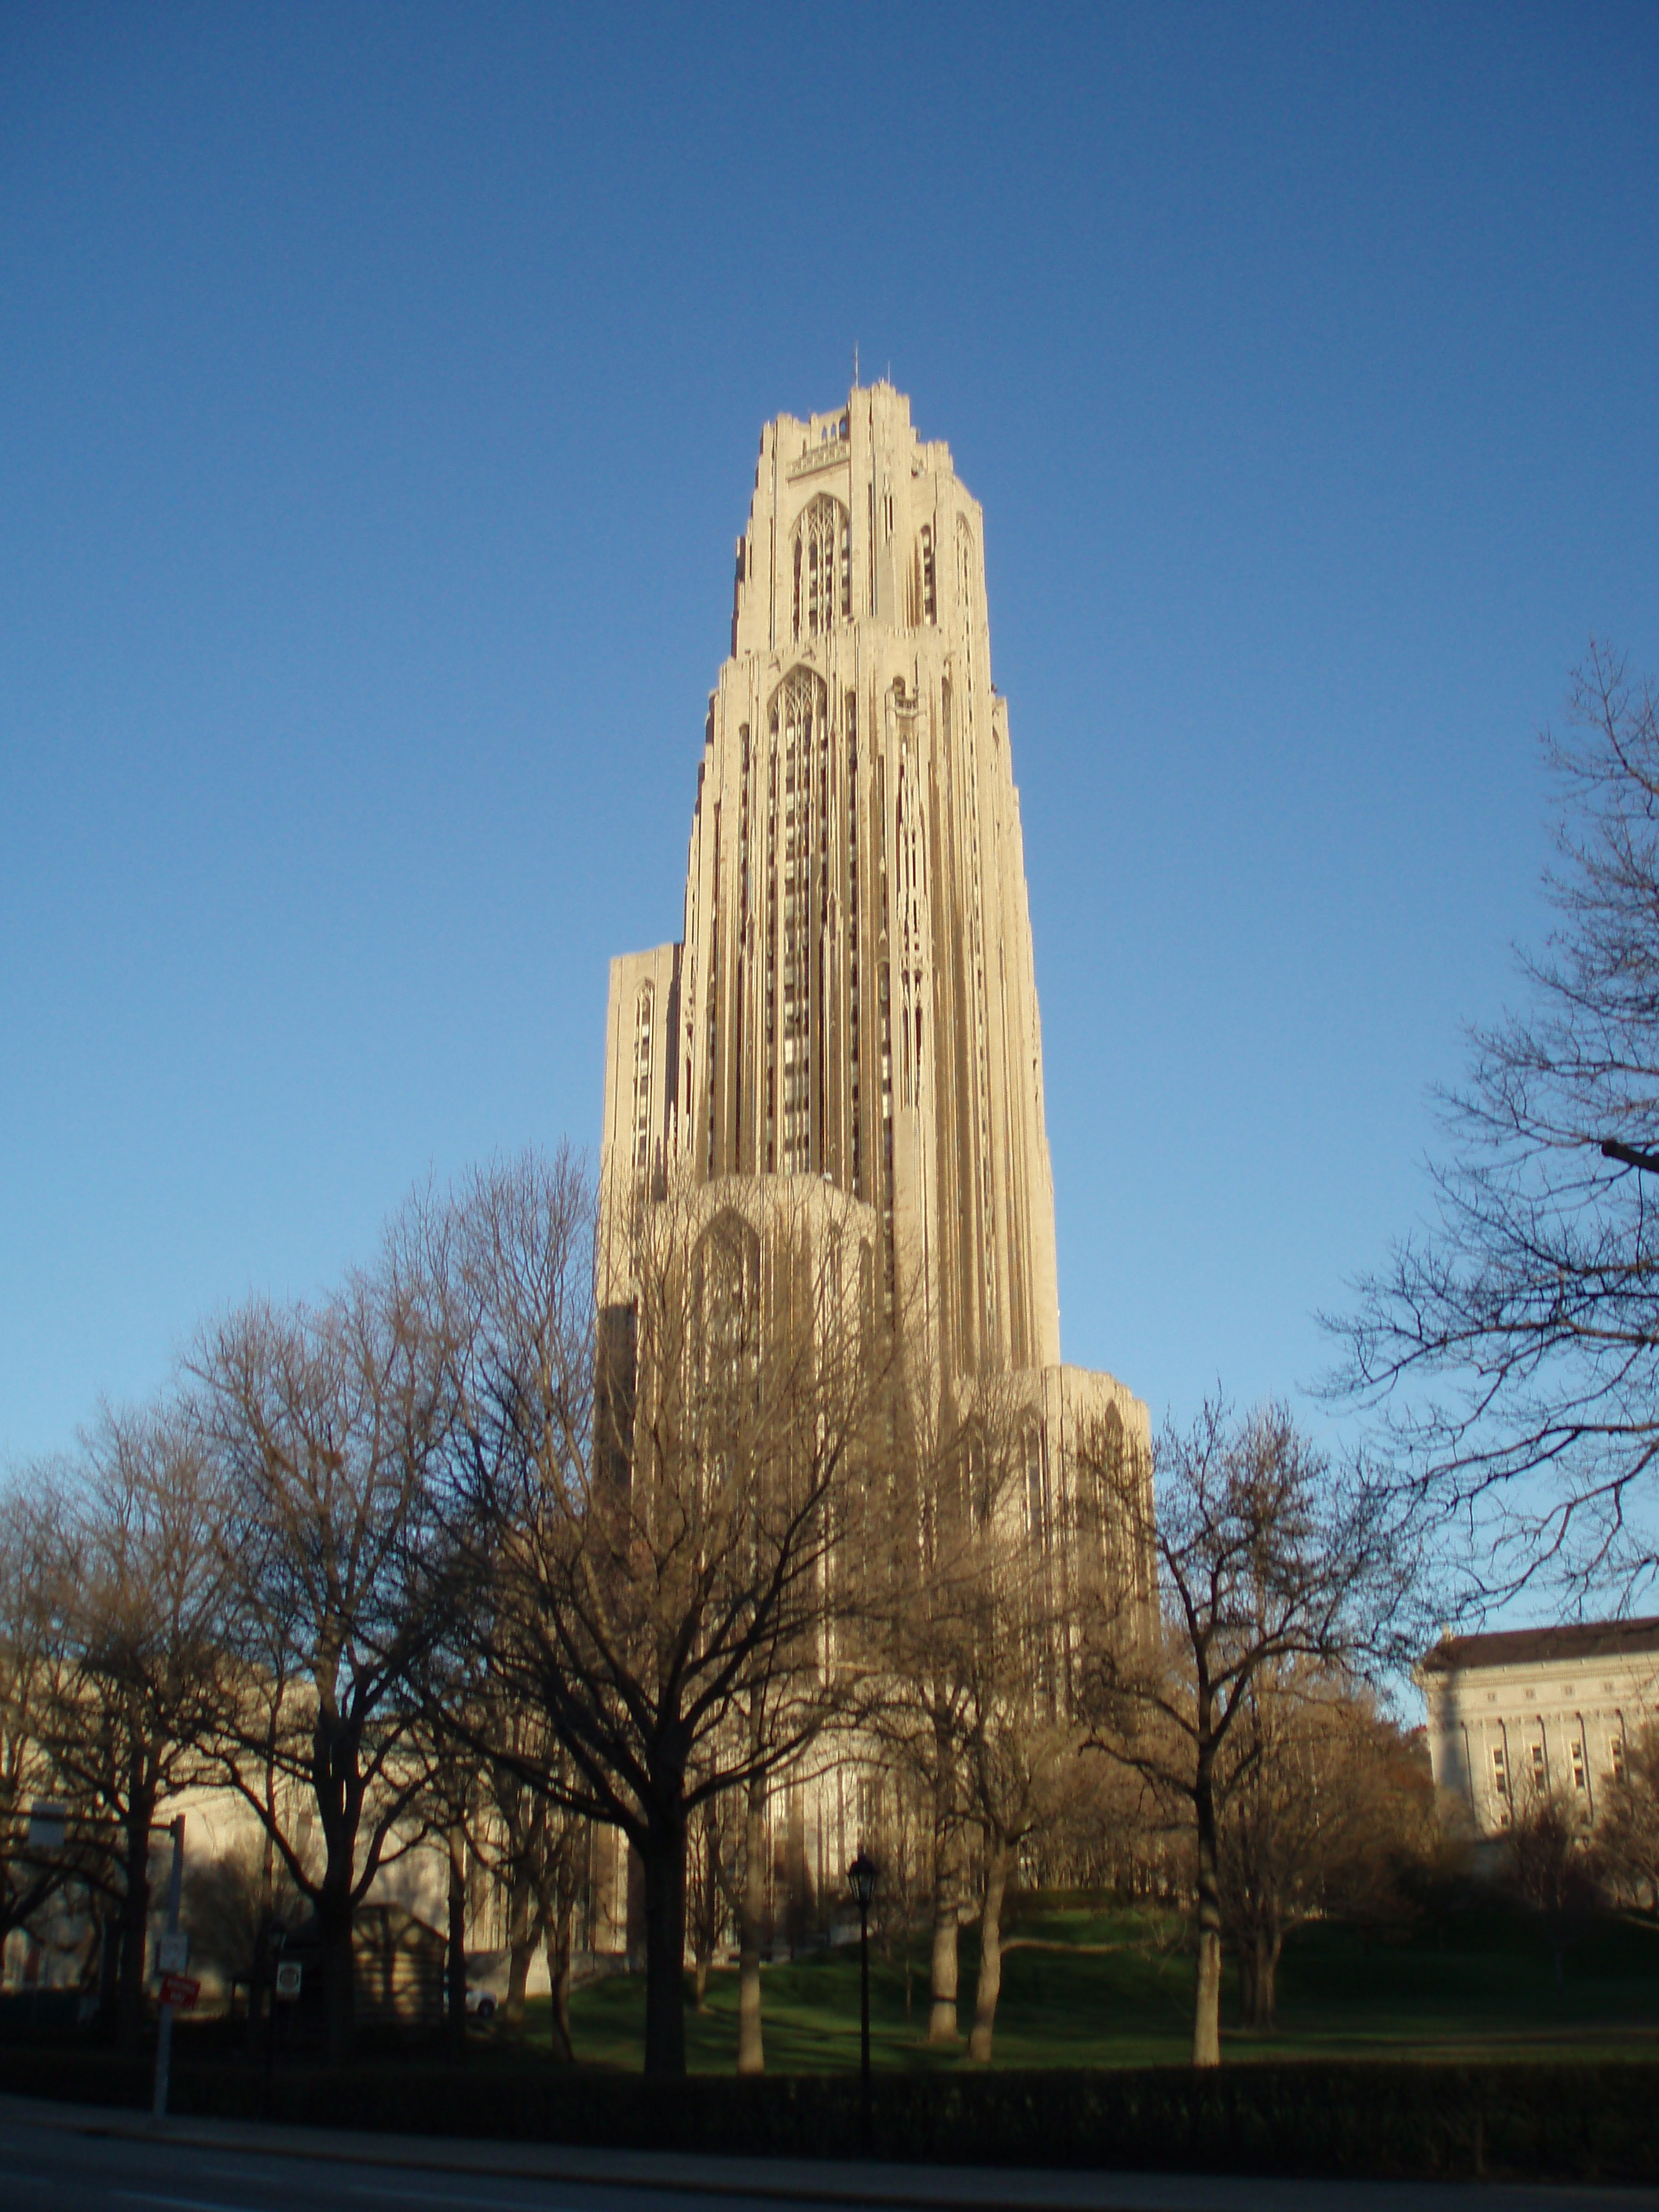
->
[600,383,1146,1507]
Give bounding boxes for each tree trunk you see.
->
[927,1804,960,2045]
[1238,1924,1280,2030]
[1256,1925,1281,2029]
[967,1835,1009,2063]
[317,1877,357,2067]
[445,1826,468,2062]
[738,1772,765,2075]
[544,1894,573,2064]
[640,1797,688,2078]
[1192,1764,1222,2068]
[693,1805,718,2012]
[505,1873,533,2029]
[1235,1925,1253,2027]
[309,1701,364,2065]
[115,1769,156,2059]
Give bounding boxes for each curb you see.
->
[4,2089,1657,2212]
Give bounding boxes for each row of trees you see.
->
[0,1123,1428,2081]
[13,652,1657,2076]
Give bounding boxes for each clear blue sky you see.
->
[3,3,1657,1474]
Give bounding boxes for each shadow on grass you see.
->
[468,1895,1659,2075]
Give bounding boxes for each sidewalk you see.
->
[2,2089,1656,2212]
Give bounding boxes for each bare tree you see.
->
[1079,1397,1398,2067]
[873,1376,1082,2062]
[196,1265,449,2064]
[1505,1768,1603,1984]
[1599,1720,1659,1910]
[41,1404,229,2053]
[181,1829,304,1993]
[963,1708,1079,2063]
[1331,649,1659,1603]
[866,1386,988,2048]
[734,1756,767,2071]
[454,1687,590,2059]
[1218,1670,1435,2028]
[686,1787,739,2012]
[0,1481,91,1968]
[862,1763,930,2020]
[434,1154,898,2077]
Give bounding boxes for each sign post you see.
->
[152,1815,186,2122]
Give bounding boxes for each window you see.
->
[1611,1735,1628,1785]
[1531,1739,1547,1790]
[791,494,850,640]
[1570,1740,1587,1793]
[632,984,654,1174]
[690,1210,761,1397]
[1491,1744,1508,1798]
[1024,1424,1049,1552]
[767,665,826,1174]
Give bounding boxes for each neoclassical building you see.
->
[599,380,1148,1625]
[1419,1617,1659,1840]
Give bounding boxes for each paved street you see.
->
[2,2097,1657,2212]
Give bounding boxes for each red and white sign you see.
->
[159,1973,200,2011]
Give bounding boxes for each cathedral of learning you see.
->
[599,379,1147,1580]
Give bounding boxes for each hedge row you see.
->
[3,2048,1657,2184]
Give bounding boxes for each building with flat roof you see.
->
[1419,1617,1659,1837]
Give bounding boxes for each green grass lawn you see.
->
[480,1895,1659,2073]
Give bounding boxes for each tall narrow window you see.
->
[791,495,849,640]
[771,665,826,1173]
[632,984,654,1178]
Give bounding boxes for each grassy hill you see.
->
[499,1893,1659,2072]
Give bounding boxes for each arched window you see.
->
[690,1209,762,1393]
[792,493,850,640]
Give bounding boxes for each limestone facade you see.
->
[1419,1617,1659,1837]
[599,382,1150,1630]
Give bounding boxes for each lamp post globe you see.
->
[848,1849,878,1913]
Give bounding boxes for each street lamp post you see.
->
[847,1848,877,2156]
